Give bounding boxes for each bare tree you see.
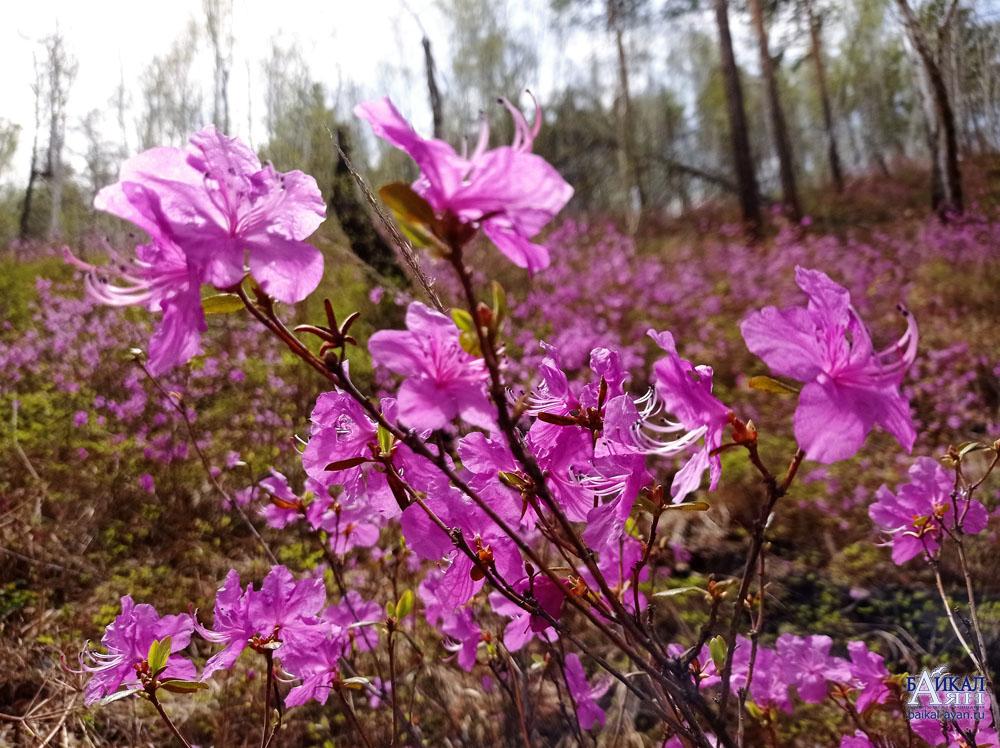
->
[607,0,647,217]
[204,0,233,133]
[802,0,844,192]
[0,120,18,177]
[894,0,963,216]
[43,33,77,240]
[713,0,762,237]
[18,55,43,241]
[138,21,204,149]
[748,0,800,220]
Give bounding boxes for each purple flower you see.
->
[741,267,918,463]
[82,596,195,704]
[281,630,349,707]
[197,566,326,678]
[65,240,206,375]
[563,653,611,730]
[138,473,156,494]
[630,330,731,503]
[846,641,890,712]
[95,126,326,302]
[355,96,573,271]
[870,456,989,564]
[775,633,851,704]
[368,302,493,431]
[840,732,874,748]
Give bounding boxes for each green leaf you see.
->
[490,281,507,325]
[147,637,171,677]
[958,441,993,458]
[98,687,143,705]
[385,601,396,618]
[378,183,436,226]
[748,375,800,396]
[459,329,481,356]
[378,183,444,251]
[652,586,703,598]
[451,308,475,333]
[342,676,370,690]
[662,501,711,512]
[201,293,244,315]
[158,679,209,694]
[708,635,728,670]
[396,589,415,618]
[377,425,395,456]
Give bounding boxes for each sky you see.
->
[0,0,500,185]
[0,0,771,188]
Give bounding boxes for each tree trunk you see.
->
[713,0,762,238]
[804,0,844,193]
[894,0,963,217]
[608,0,646,221]
[332,128,405,282]
[422,36,444,140]
[19,149,38,242]
[749,0,800,220]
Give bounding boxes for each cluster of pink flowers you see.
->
[870,456,989,564]
[83,565,380,708]
[66,127,326,374]
[66,97,1000,746]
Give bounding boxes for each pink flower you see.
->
[563,653,611,729]
[355,96,573,272]
[846,641,891,712]
[840,731,874,748]
[95,126,326,303]
[741,267,918,463]
[82,596,196,704]
[368,302,493,431]
[196,566,326,679]
[281,631,349,707]
[775,633,850,704]
[630,330,731,503]
[65,239,206,374]
[870,456,989,564]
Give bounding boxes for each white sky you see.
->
[0,0,749,186]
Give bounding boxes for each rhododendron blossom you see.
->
[95,127,326,300]
[196,566,325,677]
[355,96,573,271]
[82,596,196,704]
[368,302,494,431]
[870,456,988,564]
[741,266,918,463]
[563,653,611,729]
[68,127,326,373]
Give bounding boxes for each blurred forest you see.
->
[2,0,999,257]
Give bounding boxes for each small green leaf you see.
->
[958,441,992,458]
[342,676,370,690]
[744,700,764,719]
[158,679,209,694]
[98,687,143,705]
[451,308,475,333]
[396,589,415,618]
[653,586,703,598]
[385,601,396,618]
[147,637,171,677]
[663,501,711,512]
[459,329,481,356]
[377,425,395,456]
[708,635,728,670]
[378,183,437,226]
[490,281,507,325]
[748,375,800,396]
[201,293,245,315]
